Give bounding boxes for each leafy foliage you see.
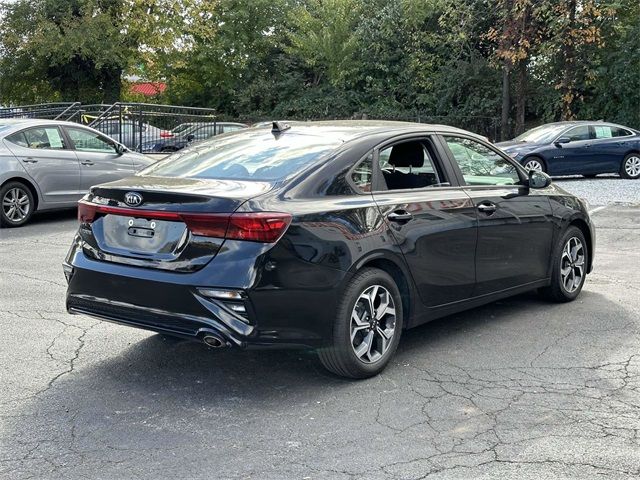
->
[0,0,638,133]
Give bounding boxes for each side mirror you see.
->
[115,143,126,155]
[554,137,571,147]
[186,134,195,142]
[528,170,552,189]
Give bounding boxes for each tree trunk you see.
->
[101,66,122,103]
[560,0,577,120]
[501,65,510,141]
[515,61,527,135]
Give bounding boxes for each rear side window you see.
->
[350,154,373,192]
[378,140,446,190]
[7,127,65,149]
[594,126,632,138]
[141,131,343,181]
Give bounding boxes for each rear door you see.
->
[371,135,477,307]
[588,125,634,173]
[4,126,81,205]
[63,126,135,190]
[439,134,554,296]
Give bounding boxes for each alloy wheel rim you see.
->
[625,156,640,177]
[524,160,543,172]
[350,285,397,364]
[560,236,585,293]
[2,187,30,222]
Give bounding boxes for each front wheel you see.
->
[318,268,403,379]
[539,226,588,302]
[620,153,640,179]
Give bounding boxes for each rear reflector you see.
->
[78,201,291,243]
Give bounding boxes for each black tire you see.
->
[0,181,35,228]
[583,174,597,178]
[620,153,640,179]
[161,147,178,153]
[539,226,588,302]
[522,156,547,173]
[318,268,403,379]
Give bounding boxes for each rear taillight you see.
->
[226,213,292,243]
[159,131,173,138]
[77,201,291,243]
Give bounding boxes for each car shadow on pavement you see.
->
[30,208,77,225]
[45,289,632,399]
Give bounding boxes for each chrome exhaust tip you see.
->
[202,334,226,348]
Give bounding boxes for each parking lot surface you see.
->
[1,181,639,479]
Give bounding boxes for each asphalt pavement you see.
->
[0,181,639,479]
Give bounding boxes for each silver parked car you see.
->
[0,119,154,227]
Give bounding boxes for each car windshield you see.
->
[140,130,343,181]
[514,124,568,143]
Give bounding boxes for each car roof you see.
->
[535,120,635,130]
[248,120,480,142]
[0,118,102,131]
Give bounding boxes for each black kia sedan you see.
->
[64,121,595,378]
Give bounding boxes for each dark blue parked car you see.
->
[496,121,640,179]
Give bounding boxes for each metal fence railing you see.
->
[0,102,250,153]
[1,102,502,151]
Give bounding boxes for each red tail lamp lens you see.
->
[77,201,291,243]
[226,213,292,243]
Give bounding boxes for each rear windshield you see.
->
[140,130,343,181]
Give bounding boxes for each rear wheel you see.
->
[0,181,34,227]
[620,153,640,179]
[318,268,403,379]
[523,156,546,173]
[539,226,588,302]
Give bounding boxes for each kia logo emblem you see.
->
[124,192,143,207]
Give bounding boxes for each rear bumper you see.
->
[65,246,347,348]
[67,293,248,347]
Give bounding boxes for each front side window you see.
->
[444,136,519,186]
[66,127,116,153]
[7,127,65,150]
[564,126,591,142]
[378,140,445,190]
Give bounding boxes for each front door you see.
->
[440,134,555,296]
[4,126,81,205]
[371,137,477,307]
[63,126,135,190]
[550,125,596,175]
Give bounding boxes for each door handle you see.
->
[22,157,38,163]
[477,202,497,215]
[387,211,413,222]
[80,160,94,166]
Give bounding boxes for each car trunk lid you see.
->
[78,176,275,272]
